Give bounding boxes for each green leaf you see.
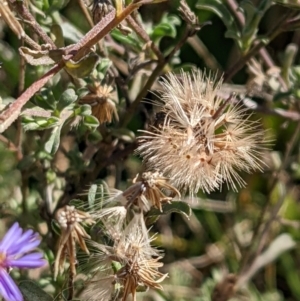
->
[33,89,57,110]
[111,29,142,52]
[50,24,65,48]
[83,115,99,128]
[196,0,240,43]
[239,0,271,52]
[56,88,77,111]
[64,53,100,78]
[19,281,52,301]
[44,124,62,154]
[69,198,85,208]
[87,130,103,143]
[76,104,92,116]
[22,116,59,131]
[110,128,135,142]
[96,58,113,80]
[150,14,181,42]
[50,219,61,236]
[59,21,84,44]
[146,201,191,225]
[273,0,300,9]
[48,0,70,11]
[280,253,300,299]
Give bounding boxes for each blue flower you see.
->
[0,222,46,301]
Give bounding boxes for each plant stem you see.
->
[120,24,193,127]
[238,120,300,283]
[224,0,294,83]
[11,0,57,48]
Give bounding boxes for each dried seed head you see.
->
[114,214,159,261]
[122,171,180,212]
[92,0,114,24]
[118,256,167,301]
[80,272,117,301]
[56,205,94,229]
[115,214,166,299]
[54,205,95,280]
[137,69,268,195]
[80,82,118,124]
[81,214,166,301]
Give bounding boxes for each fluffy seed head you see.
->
[137,69,267,194]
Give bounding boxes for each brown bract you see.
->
[92,0,114,24]
[54,205,95,280]
[122,171,180,211]
[117,257,168,301]
[79,82,118,124]
[81,214,167,301]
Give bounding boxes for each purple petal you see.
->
[9,229,34,253]
[0,223,22,252]
[9,236,41,256]
[0,269,23,301]
[7,253,46,268]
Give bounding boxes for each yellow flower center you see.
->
[0,252,6,265]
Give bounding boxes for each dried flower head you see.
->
[81,214,166,301]
[54,205,95,280]
[79,82,118,124]
[92,0,114,24]
[122,171,180,212]
[137,69,267,195]
[178,0,201,35]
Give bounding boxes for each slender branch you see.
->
[0,1,146,133]
[224,2,295,82]
[56,141,138,209]
[16,34,26,160]
[0,61,65,133]
[0,1,41,50]
[226,0,287,89]
[238,120,300,280]
[225,0,276,70]
[77,0,94,28]
[120,24,193,127]
[10,0,57,48]
[187,35,223,71]
[126,15,164,61]
[67,2,144,62]
[0,135,20,154]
